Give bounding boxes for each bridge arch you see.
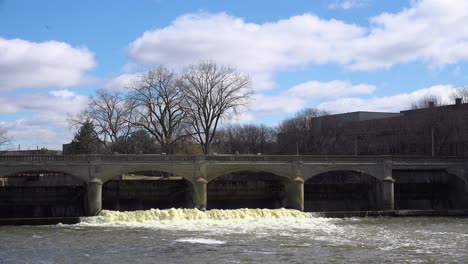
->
[99,166,193,211]
[206,169,289,210]
[0,166,87,183]
[206,165,291,183]
[0,168,86,218]
[393,169,466,210]
[304,169,382,212]
[304,167,382,182]
[96,164,193,184]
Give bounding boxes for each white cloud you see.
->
[5,115,73,150]
[288,80,375,99]
[0,90,89,115]
[0,38,96,90]
[250,94,307,115]
[329,0,368,10]
[127,12,364,89]
[104,72,141,91]
[127,0,468,79]
[317,85,456,113]
[0,90,89,149]
[246,80,376,119]
[348,0,468,70]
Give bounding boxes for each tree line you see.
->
[68,62,253,155]
[3,64,466,156]
[68,67,468,156]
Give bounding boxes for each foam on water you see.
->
[175,238,226,245]
[78,208,342,236]
[88,208,305,222]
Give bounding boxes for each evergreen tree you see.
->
[70,120,100,154]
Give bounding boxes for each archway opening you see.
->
[207,172,287,210]
[394,170,465,210]
[0,171,85,218]
[304,170,380,212]
[102,171,191,211]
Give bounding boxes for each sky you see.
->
[1,0,468,150]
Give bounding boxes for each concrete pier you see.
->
[287,177,304,211]
[86,178,102,216]
[382,176,395,210]
[193,178,207,210]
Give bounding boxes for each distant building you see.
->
[279,98,468,156]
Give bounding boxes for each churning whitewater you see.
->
[78,208,340,234]
[1,209,467,263]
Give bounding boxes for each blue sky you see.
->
[1,0,468,150]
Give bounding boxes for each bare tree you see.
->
[180,62,252,154]
[70,88,135,153]
[0,126,12,150]
[410,95,444,109]
[451,86,468,103]
[128,67,188,154]
[215,124,277,154]
[277,108,340,154]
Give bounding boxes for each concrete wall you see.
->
[207,173,287,209]
[394,170,466,210]
[102,179,191,211]
[0,186,84,218]
[304,171,381,212]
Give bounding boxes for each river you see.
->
[0,209,467,263]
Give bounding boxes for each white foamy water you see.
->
[2,209,467,263]
[175,238,226,245]
[79,208,342,236]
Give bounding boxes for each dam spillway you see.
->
[0,154,467,218]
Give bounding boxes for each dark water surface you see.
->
[0,209,467,263]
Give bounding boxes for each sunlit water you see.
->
[0,209,467,263]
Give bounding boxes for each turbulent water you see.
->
[0,209,467,263]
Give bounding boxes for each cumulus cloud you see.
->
[127,12,363,89]
[127,0,468,82]
[0,90,89,115]
[5,115,73,150]
[0,38,96,90]
[348,0,468,70]
[317,85,457,113]
[248,80,376,118]
[288,80,375,99]
[0,90,89,149]
[104,72,141,91]
[328,0,368,10]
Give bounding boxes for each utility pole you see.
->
[354,135,358,156]
[296,137,299,156]
[431,126,435,157]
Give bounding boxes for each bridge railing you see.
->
[0,155,91,162]
[392,156,466,163]
[0,154,465,163]
[0,155,199,163]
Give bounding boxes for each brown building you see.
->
[279,98,468,156]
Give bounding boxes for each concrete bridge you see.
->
[1,155,467,216]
